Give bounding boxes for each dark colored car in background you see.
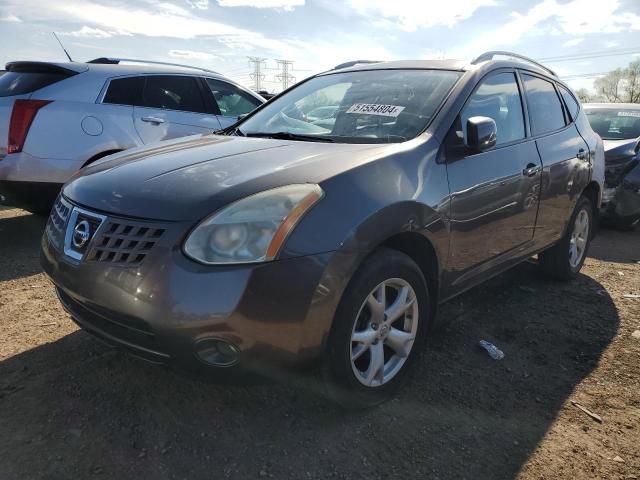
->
[585,103,640,229]
[41,52,604,407]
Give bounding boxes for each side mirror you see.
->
[466,116,497,152]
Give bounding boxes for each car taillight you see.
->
[7,99,52,154]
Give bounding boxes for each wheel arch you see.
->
[582,180,601,238]
[81,149,122,168]
[582,180,601,211]
[301,201,448,361]
[379,231,440,328]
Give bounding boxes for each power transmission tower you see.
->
[275,59,296,91]
[247,56,266,91]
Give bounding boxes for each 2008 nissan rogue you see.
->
[41,52,605,407]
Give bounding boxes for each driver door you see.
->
[444,71,542,280]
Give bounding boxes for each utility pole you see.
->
[275,59,296,91]
[247,56,266,92]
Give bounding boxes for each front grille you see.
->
[86,219,166,266]
[45,196,71,250]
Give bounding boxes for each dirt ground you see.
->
[0,206,638,480]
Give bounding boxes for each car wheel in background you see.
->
[323,248,429,408]
[539,195,593,280]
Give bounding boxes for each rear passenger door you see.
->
[520,73,591,246]
[445,71,542,278]
[133,75,221,145]
[204,78,263,128]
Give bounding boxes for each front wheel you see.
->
[539,196,593,280]
[323,248,429,408]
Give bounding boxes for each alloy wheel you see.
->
[350,278,419,387]
[569,208,589,268]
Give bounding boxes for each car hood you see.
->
[603,138,639,165]
[63,134,390,221]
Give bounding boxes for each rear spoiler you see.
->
[5,61,88,75]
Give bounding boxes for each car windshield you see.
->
[238,69,462,144]
[585,108,640,140]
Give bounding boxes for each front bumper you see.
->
[40,206,337,370]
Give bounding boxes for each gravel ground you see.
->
[0,206,638,479]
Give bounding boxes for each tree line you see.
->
[574,60,640,104]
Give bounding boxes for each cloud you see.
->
[549,0,640,34]
[217,0,304,9]
[562,37,584,47]
[168,49,221,60]
[186,0,209,8]
[346,0,498,32]
[56,1,250,39]
[450,0,640,58]
[0,13,21,22]
[62,26,113,38]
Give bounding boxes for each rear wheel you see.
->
[323,248,429,408]
[539,196,593,280]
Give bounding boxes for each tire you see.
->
[539,196,593,280]
[323,248,430,408]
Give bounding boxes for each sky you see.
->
[0,0,639,93]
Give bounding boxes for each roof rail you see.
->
[333,60,382,70]
[87,57,221,75]
[470,51,556,77]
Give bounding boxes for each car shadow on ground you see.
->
[0,211,48,281]
[589,225,640,264]
[0,255,619,479]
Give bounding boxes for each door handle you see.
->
[522,164,540,177]
[576,148,587,161]
[141,116,165,124]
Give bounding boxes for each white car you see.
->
[0,58,264,212]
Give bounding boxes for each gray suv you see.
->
[41,52,604,407]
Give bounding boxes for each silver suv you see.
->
[0,58,264,211]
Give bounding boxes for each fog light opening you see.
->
[195,338,240,367]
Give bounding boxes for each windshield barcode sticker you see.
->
[346,103,405,117]
[617,111,640,117]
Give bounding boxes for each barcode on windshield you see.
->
[617,111,640,118]
[346,103,405,117]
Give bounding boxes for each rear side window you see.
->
[461,72,525,146]
[522,74,566,135]
[103,77,144,106]
[0,72,70,97]
[559,85,579,122]
[140,76,206,113]
[206,78,261,117]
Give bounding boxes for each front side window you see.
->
[585,108,640,140]
[460,72,525,146]
[522,74,566,136]
[206,79,262,117]
[238,69,462,143]
[140,76,206,113]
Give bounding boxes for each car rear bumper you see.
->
[0,151,81,183]
[40,219,337,371]
[0,180,61,211]
[0,152,81,210]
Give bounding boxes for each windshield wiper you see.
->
[244,131,335,143]
[214,126,245,136]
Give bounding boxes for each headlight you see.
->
[183,184,324,264]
